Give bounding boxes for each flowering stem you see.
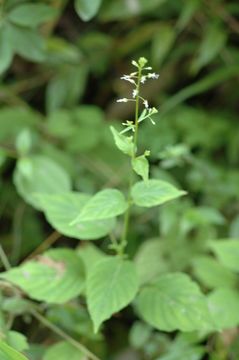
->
[119,66,142,255]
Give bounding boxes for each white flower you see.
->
[141,76,147,84]
[148,73,159,79]
[117,98,128,103]
[132,89,138,98]
[143,99,149,108]
[121,75,136,85]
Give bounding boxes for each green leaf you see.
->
[71,189,128,223]
[0,341,28,360]
[0,107,38,142]
[160,65,239,116]
[15,129,32,156]
[5,23,45,62]
[151,25,175,66]
[134,239,167,285]
[65,106,104,152]
[8,4,57,27]
[176,0,201,31]
[129,321,152,349]
[87,257,139,332]
[7,331,29,353]
[209,240,239,272]
[100,0,166,21]
[192,256,237,289]
[36,192,115,240]
[46,65,88,113]
[74,0,102,21]
[191,25,227,74]
[110,126,134,156]
[132,155,149,182]
[135,273,211,332]
[0,249,85,304]
[43,341,84,360]
[208,288,239,330]
[131,179,186,207]
[0,28,13,73]
[158,334,205,360]
[78,243,106,274]
[14,155,71,210]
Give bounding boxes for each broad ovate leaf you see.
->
[135,273,211,332]
[110,126,134,156]
[87,257,139,332]
[36,192,115,240]
[132,155,149,182]
[131,179,186,207]
[208,288,239,330]
[43,341,84,360]
[71,189,127,223]
[0,249,85,304]
[0,341,28,360]
[209,239,239,272]
[14,155,71,210]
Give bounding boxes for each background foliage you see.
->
[0,0,239,359]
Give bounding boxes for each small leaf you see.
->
[209,240,239,272]
[8,4,57,27]
[71,189,128,223]
[36,192,115,240]
[0,249,85,304]
[131,179,186,207]
[135,273,211,332]
[110,126,134,156]
[208,288,239,330]
[87,257,139,332]
[74,0,102,21]
[132,155,149,182]
[0,341,28,360]
[43,341,84,360]
[14,155,71,210]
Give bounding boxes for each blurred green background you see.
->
[0,0,239,359]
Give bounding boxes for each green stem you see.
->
[119,67,142,255]
[30,309,100,360]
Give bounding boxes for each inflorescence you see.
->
[116,57,159,134]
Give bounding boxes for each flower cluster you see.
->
[116,57,159,134]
